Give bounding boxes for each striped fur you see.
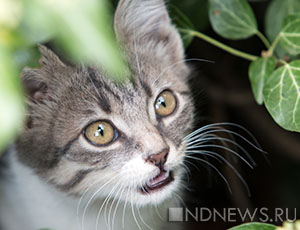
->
[1,0,195,229]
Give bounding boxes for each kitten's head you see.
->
[16,0,194,206]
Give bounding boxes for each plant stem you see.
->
[267,34,281,56]
[278,59,288,66]
[256,31,271,48]
[181,29,258,62]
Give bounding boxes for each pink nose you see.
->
[146,148,169,169]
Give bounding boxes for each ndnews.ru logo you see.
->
[168,207,297,223]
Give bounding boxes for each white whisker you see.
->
[107,181,125,230]
[112,185,126,230]
[130,191,141,229]
[137,207,154,230]
[185,155,232,194]
[122,188,130,228]
[186,150,251,196]
[154,204,164,222]
[96,180,122,230]
[81,174,118,230]
[187,134,256,167]
[187,128,264,157]
[173,192,185,207]
[179,161,191,181]
[184,122,263,153]
[187,144,254,169]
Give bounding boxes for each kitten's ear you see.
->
[114,0,185,62]
[21,45,65,102]
[37,45,66,71]
[22,68,48,102]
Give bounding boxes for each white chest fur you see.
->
[0,150,178,230]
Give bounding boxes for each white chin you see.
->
[131,173,182,207]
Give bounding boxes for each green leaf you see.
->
[208,0,258,39]
[265,0,300,58]
[265,0,300,42]
[229,222,276,230]
[0,46,25,152]
[249,57,276,105]
[263,60,300,132]
[169,4,195,47]
[276,220,300,230]
[279,14,300,55]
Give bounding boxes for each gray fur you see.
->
[3,1,195,229]
[16,0,194,197]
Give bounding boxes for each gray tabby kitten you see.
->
[0,0,194,229]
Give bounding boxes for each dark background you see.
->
[171,0,300,229]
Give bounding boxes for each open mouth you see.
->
[139,170,174,194]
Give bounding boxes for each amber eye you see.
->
[154,90,177,117]
[84,121,117,146]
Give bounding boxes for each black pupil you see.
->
[97,125,104,136]
[158,96,166,108]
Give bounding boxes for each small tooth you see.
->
[166,170,170,177]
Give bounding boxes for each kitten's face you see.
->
[17,0,194,206]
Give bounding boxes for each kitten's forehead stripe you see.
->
[97,95,111,114]
[86,68,112,113]
[139,77,152,97]
[87,67,122,101]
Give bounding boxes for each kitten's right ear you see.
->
[114,0,185,63]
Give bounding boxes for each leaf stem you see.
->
[278,59,288,66]
[181,29,258,61]
[256,31,271,48]
[267,34,281,56]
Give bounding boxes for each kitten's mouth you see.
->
[139,170,174,194]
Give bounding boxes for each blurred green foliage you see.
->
[0,0,129,153]
[229,222,276,230]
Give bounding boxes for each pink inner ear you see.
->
[22,78,48,102]
[33,91,45,102]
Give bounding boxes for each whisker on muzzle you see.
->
[183,122,264,197]
[185,155,233,194]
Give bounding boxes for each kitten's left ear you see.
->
[21,45,66,103]
[114,0,185,63]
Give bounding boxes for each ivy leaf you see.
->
[265,0,300,58]
[169,4,195,48]
[276,220,300,230]
[249,57,276,105]
[265,0,300,42]
[279,14,300,55]
[263,60,300,132]
[229,222,276,230]
[208,0,258,40]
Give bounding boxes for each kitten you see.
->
[0,0,194,229]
